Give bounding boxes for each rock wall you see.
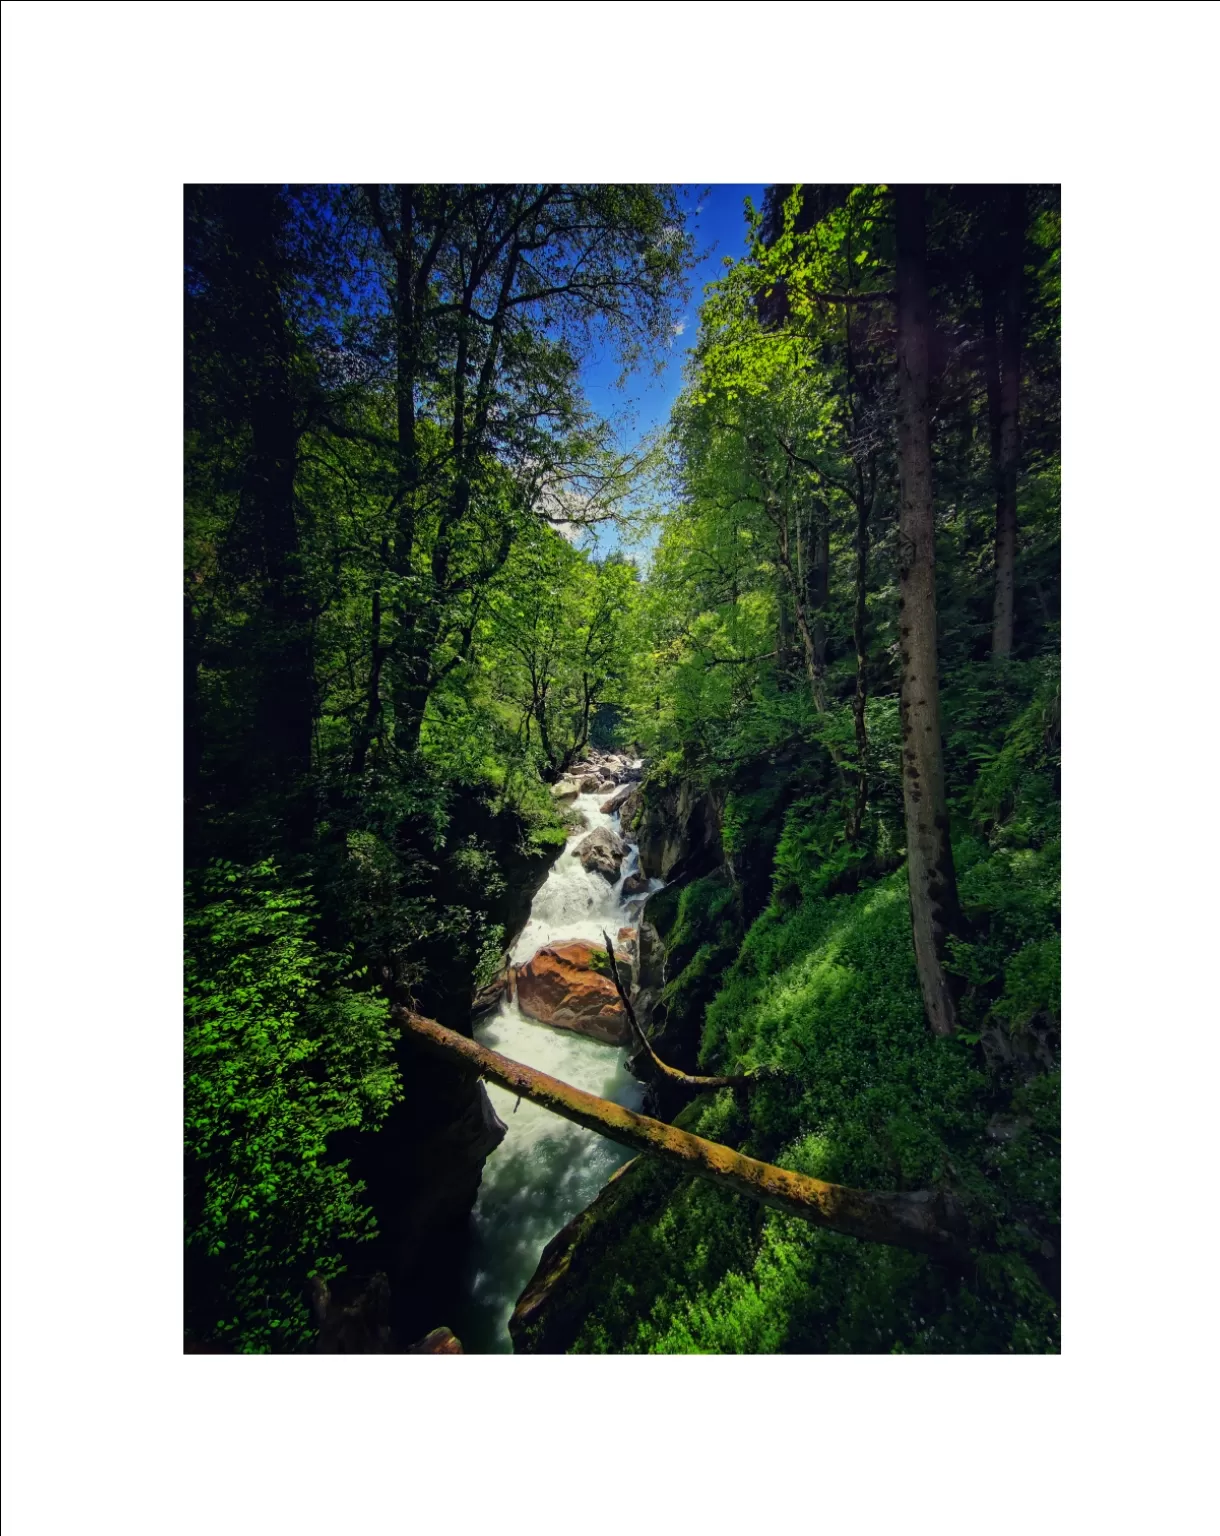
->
[635,778,722,883]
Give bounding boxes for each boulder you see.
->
[617,785,644,836]
[621,870,650,898]
[550,779,580,802]
[471,959,512,1018]
[578,774,602,793]
[406,1327,464,1355]
[571,826,626,881]
[514,941,630,1045]
[636,780,721,882]
[637,919,666,994]
[617,926,637,946]
[310,1273,393,1354]
[599,783,635,815]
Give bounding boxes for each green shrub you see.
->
[184,859,401,1352]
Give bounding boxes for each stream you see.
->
[449,778,655,1354]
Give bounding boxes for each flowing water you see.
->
[450,779,658,1354]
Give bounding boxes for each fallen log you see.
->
[601,929,774,1092]
[399,1009,974,1265]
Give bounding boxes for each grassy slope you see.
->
[528,664,1061,1354]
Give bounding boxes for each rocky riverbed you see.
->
[446,748,663,1353]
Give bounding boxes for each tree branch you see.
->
[399,1009,973,1264]
[601,932,774,1092]
[798,287,897,307]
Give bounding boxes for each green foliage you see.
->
[184,860,401,1352]
[547,185,1060,1355]
[565,842,1058,1354]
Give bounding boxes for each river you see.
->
[449,778,655,1354]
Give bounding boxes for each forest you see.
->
[184,180,1060,1354]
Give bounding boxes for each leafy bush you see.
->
[184,860,401,1351]
[561,718,1061,1354]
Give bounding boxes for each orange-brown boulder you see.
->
[407,1327,464,1354]
[514,941,630,1046]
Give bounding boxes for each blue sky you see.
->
[580,183,766,447]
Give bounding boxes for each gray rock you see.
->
[617,785,644,836]
[636,780,721,881]
[571,825,627,881]
[600,783,635,814]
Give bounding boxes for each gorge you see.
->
[184,181,1061,1356]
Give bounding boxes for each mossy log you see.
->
[399,1009,974,1265]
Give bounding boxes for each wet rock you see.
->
[637,919,666,994]
[514,941,630,1046]
[599,783,635,814]
[510,1157,654,1353]
[617,926,637,945]
[621,871,650,898]
[571,826,627,881]
[617,785,644,836]
[578,774,603,793]
[406,1326,464,1354]
[472,958,512,1018]
[310,1272,393,1354]
[550,779,580,802]
[636,780,721,882]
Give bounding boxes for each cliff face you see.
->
[635,779,722,884]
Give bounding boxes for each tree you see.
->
[992,185,1024,660]
[402,1006,972,1264]
[185,184,316,849]
[894,184,962,1037]
[489,528,637,779]
[349,183,692,761]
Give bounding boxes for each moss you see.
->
[545,829,1058,1354]
[523,660,1060,1355]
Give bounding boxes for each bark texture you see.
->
[895,185,962,1038]
[991,185,1024,660]
[399,1008,973,1263]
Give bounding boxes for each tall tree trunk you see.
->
[772,497,827,713]
[842,281,870,844]
[981,281,1003,472]
[226,185,313,832]
[848,468,871,841]
[894,185,962,1038]
[184,589,204,850]
[991,185,1023,660]
[386,185,428,758]
[245,372,312,802]
[809,498,830,674]
[349,538,387,777]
